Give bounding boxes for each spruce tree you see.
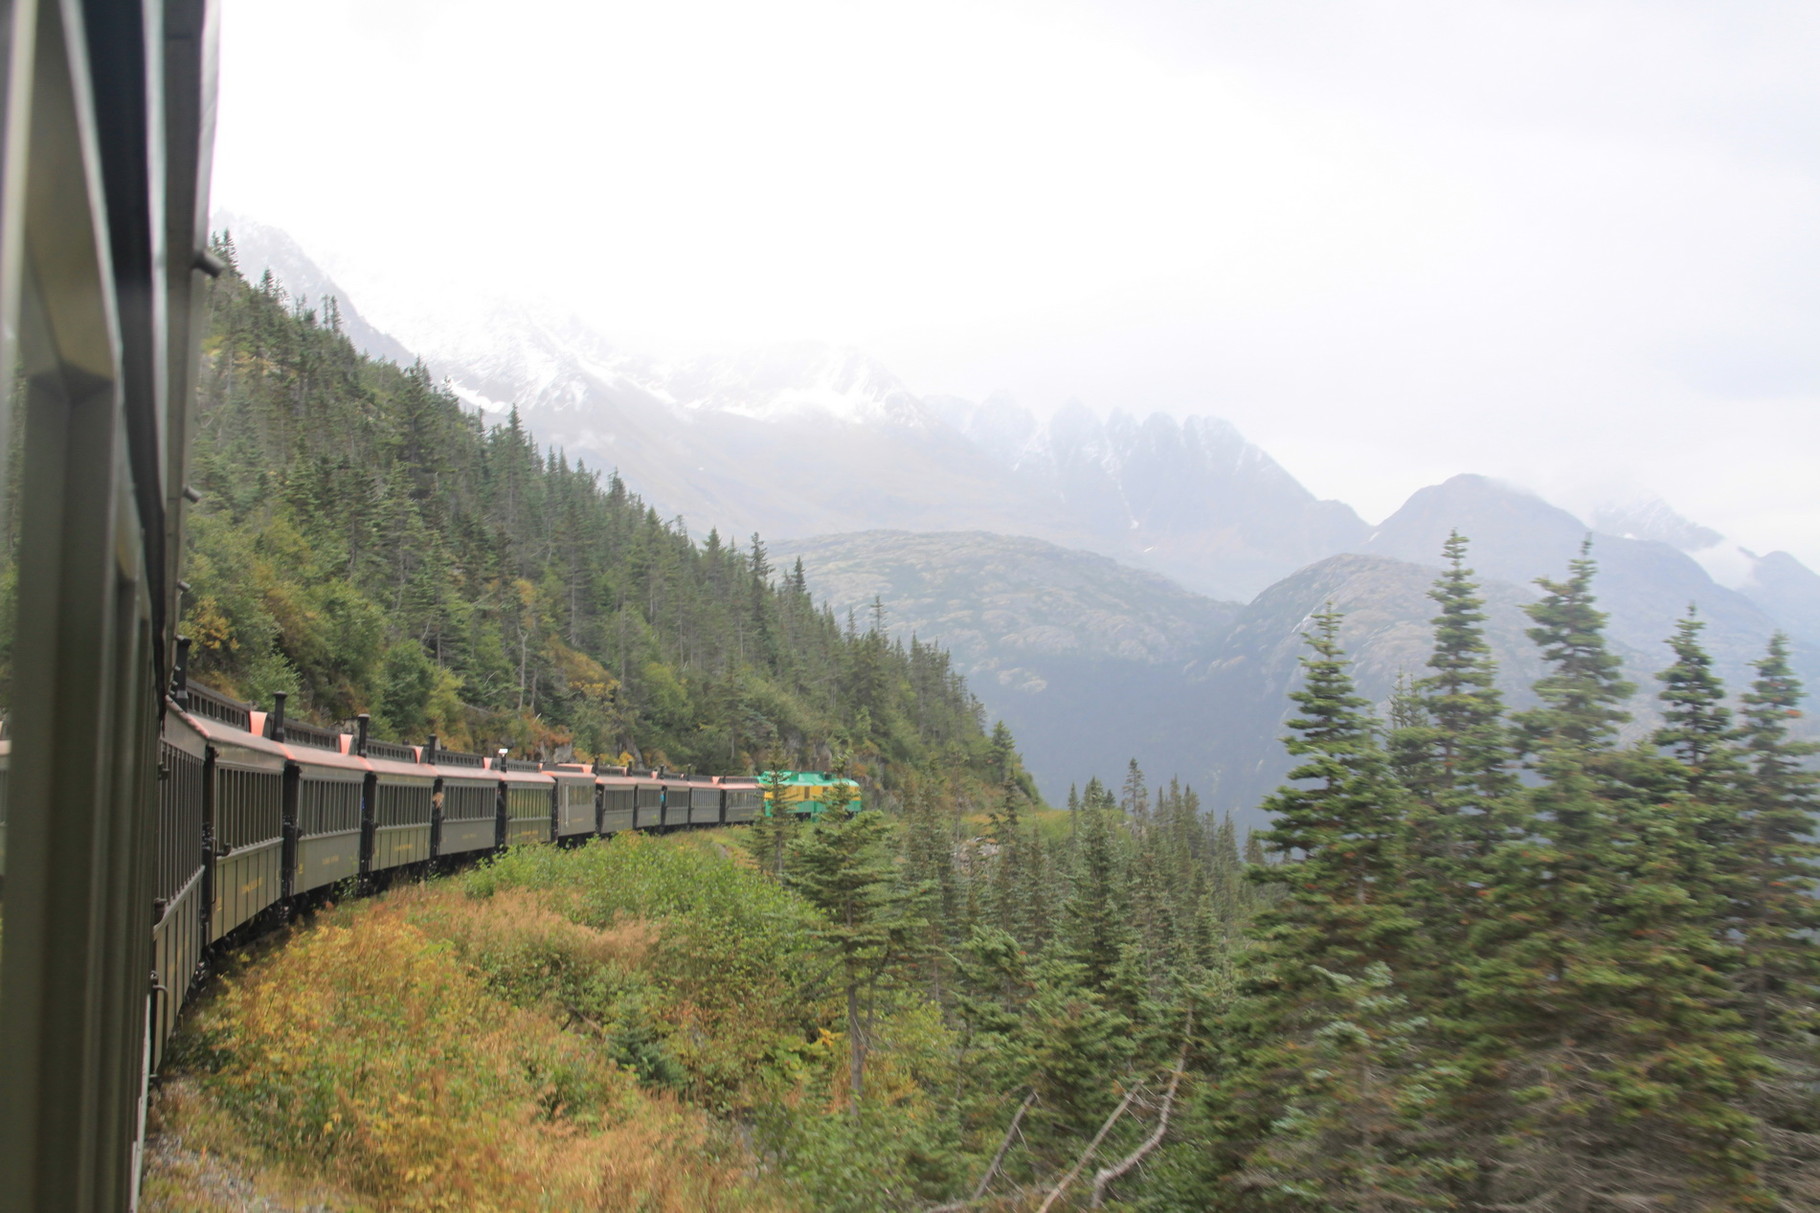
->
[1203,607,1436,1208]
[1416,532,1514,808]
[787,803,925,1116]
[1464,549,1767,1208]
[1249,606,1410,952]
[1397,535,1517,1020]
[1514,538,1634,755]
[1655,608,1739,799]
[1730,634,1820,1039]
[1057,778,1133,998]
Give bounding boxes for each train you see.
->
[144,663,818,1072]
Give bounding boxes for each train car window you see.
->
[218,768,283,849]
[376,782,432,828]
[444,784,494,821]
[299,779,361,836]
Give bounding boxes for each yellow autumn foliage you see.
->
[174,892,789,1212]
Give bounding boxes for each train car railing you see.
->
[363,738,418,763]
[429,744,487,769]
[184,681,253,731]
[274,718,342,752]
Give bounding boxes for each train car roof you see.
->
[426,763,500,786]
[597,770,654,789]
[169,705,288,772]
[491,761,555,786]
[279,741,367,780]
[356,750,435,782]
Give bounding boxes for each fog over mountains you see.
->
[224,220,1820,820]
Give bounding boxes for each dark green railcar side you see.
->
[499,760,554,847]
[720,775,762,825]
[427,744,498,858]
[598,767,639,833]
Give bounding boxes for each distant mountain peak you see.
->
[1591,497,1725,553]
[667,341,932,429]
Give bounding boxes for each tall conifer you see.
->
[1202,608,1438,1207]
[1465,548,1766,1207]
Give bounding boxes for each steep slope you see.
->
[213,213,418,367]
[179,255,1005,792]
[772,531,1241,803]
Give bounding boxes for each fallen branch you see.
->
[974,1089,1037,1202]
[1036,1085,1143,1213]
[1089,1045,1188,1208]
[927,1090,1038,1212]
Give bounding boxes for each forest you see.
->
[146,247,1820,1211]
[178,236,1001,795]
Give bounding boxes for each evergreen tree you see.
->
[1057,778,1134,998]
[1249,607,1411,951]
[787,804,926,1117]
[1395,536,1517,1019]
[1463,549,1767,1208]
[1730,634,1820,1041]
[1515,538,1634,755]
[1202,608,1436,1209]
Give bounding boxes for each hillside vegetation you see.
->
[146,533,1820,1211]
[146,244,1820,1212]
[182,241,995,785]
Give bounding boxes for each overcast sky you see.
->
[214,0,1820,568]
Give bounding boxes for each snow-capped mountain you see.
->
[213,213,417,368]
[225,219,1359,598]
[928,397,1369,598]
[1593,497,1820,646]
[221,218,1820,644]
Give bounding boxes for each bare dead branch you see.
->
[974,1089,1037,1202]
[1036,1085,1143,1213]
[926,1090,1039,1212]
[1089,1046,1188,1208]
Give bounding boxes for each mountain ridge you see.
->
[217,219,1820,819]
